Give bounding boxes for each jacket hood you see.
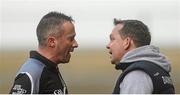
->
[120,45,171,72]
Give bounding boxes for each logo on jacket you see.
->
[54,89,63,94]
[162,76,173,85]
[12,85,27,94]
[153,72,160,76]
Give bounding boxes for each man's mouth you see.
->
[70,49,74,53]
[68,49,74,55]
[108,51,112,58]
[109,51,112,55]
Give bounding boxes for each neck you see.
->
[37,47,58,64]
[128,41,137,51]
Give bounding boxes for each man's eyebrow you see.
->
[68,33,76,38]
[110,34,112,39]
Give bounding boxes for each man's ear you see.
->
[47,36,56,48]
[123,37,131,50]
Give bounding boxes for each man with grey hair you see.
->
[10,11,78,94]
[106,19,175,94]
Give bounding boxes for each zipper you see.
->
[57,67,67,94]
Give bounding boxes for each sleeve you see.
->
[119,70,153,94]
[9,73,32,94]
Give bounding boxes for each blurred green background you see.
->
[0,48,179,93]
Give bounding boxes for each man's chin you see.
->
[61,54,71,63]
[111,60,119,65]
[59,60,69,64]
[62,58,71,63]
[111,60,116,64]
[58,58,70,64]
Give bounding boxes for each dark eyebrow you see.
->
[68,33,76,38]
[110,34,113,39]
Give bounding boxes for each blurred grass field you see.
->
[0,48,180,93]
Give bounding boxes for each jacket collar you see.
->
[115,62,133,71]
[30,51,58,70]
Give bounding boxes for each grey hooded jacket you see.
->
[114,45,174,94]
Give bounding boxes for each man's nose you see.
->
[106,43,110,49]
[73,40,78,48]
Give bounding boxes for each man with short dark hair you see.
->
[106,19,175,94]
[10,11,78,94]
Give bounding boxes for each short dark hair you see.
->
[114,18,151,47]
[36,11,74,47]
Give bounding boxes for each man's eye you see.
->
[70,37,74,41]
[110,38,114,41]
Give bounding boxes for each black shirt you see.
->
[9,51,68,94]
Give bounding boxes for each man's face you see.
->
[106,24,127,64]
[54,21,78,63]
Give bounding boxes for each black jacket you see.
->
[113,61,175,94]
[9,51,68,94]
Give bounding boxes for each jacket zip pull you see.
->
[57,68,67,94]
[59,74,67,94]
[63,86,66,95]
